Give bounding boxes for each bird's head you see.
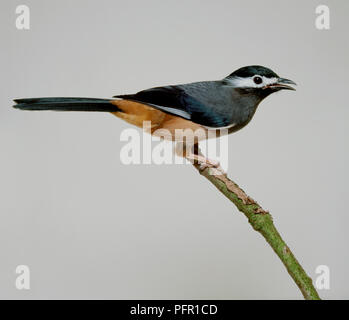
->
[224,65,296,97]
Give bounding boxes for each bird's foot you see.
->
[198,158,226,176]
[185,152,226,175]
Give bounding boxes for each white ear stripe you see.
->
[227,76,278,88]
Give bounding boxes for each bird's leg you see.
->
[176,142,225,175]
[186,153,225,174]
[185,153,215,167]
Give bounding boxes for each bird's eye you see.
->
[253,76,263,85]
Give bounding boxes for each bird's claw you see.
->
[199,160,226,176]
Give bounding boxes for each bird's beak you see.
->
[269,78,297,91]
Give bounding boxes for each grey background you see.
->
[0,0,348,299]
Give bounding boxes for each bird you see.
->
[13,65,296,173]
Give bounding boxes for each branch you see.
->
[192,160,321,300]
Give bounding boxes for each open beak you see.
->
[269,78,297,91]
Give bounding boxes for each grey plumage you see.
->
[177,80,263,130]
[13,65,296,135]
[114,65,294,130]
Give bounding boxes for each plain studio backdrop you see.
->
[0,0,348,299]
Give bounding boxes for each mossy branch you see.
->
[192,159,321,300]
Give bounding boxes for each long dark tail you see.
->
[13,97,120,112]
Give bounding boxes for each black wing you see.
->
[114,85,230,128]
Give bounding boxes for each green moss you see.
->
[199,167,321,300]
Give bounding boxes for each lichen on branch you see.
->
[192,161,320,300]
